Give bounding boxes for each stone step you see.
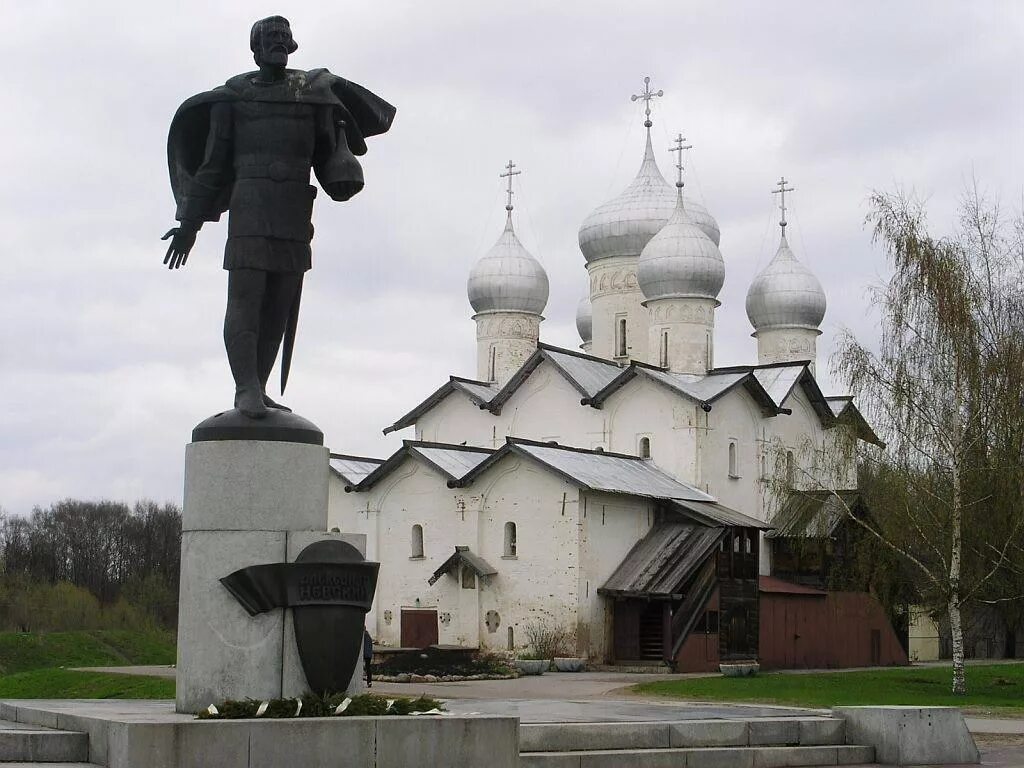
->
[0,718,90,763]
[520,717,847,752]
[520,744,876,768]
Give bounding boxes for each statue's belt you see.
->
[234,161,311,183]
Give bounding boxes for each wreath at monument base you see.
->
[197,692,443,719]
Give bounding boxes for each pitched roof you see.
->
[669,499,772,530]
[428,546,498,586]
[350,441,495,491]
[753,364,806,407]
[486,343,625,412]
[825,396,884,447]
[383,376,498,434]
[329,454,385,486]
[599,521,726,598]
[759,575,826,596]
[765,490,862,538]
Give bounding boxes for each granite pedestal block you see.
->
[177,438,366,713]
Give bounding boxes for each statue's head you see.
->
[250,16,298,67]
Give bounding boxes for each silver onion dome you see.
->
[745,233,826,331]
[468,214,549,315]
[575,293,593,343]
[637,190,725,302]
[578,132,720,264]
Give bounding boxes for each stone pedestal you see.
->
[176,436,367,713]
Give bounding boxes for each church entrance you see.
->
[400,608,438,648]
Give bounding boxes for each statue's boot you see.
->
[235,386,269,419]
[262,392,292,412]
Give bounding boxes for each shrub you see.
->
[523,620,574,659]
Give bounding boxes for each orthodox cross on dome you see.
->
[631,76,663,129]
[500,160,521,213]
[772,176,795,229]
[669,133,692,189]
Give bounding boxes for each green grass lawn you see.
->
[0,669,174,699]
[0,629,175,675]
[0,630,176,699]
[635,663,1024,714]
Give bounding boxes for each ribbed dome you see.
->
[578,132,720,264]
[637,190,725,302]
[745,233,826,331]
[575,293,593,343]
[468,214,549,315]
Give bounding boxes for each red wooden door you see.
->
[400,609,439,648]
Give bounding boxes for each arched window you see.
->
[411,524,424,559]
[728,442,738,477]
[706,332,713,368]
[503,521,517,557]
[507,626,515,650]
[616,317,627,357]
[659,330,669,368]
[639,437,651,460]
[786,451,795,487]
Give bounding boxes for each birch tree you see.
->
[771,188,1024,695]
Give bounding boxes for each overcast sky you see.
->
[1,1,1021,515]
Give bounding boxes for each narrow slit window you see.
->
[507,626,514,650]
[616,318,627,357]
[660,329,669,368]
[786,450,795,487]
[728,442,738,477]
[411,524,424,558]
[639,437,651,460]
[488,345,497,381]
[504,521,517,557]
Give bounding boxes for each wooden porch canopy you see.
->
[428,546,497,586]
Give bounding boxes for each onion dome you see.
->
[468,212,549,315]
[745,232,826,331]
[575,293,593,344]
[578,132,720,264]
[637,188,725,303]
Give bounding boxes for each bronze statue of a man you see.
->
[163,16,395,419]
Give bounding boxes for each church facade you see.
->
[327,91,906,670]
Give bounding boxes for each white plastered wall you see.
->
[588,256,650,364]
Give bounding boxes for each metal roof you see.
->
[411,444,493,480]
[766,490,861,538]
[637,368,750,404]
[510,439,715,502]
[428,546,498,586]
[753,365,806,408]
[599,521,725,598]
[670,499,772,530]
[383,377,497,435]
[329,454,385,485]
[544,347,624,398]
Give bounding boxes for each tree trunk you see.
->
[949,596,966,695]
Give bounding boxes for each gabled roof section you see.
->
[486,343,625,412]
[766,490,862,539]
[752,364,806,408]
[599,522,726,599]
[825,396,885,447]
[428,546,498,586]
[348,441,495,492]
[669,499,772,530]
[713,361,836,427]
[329,453,385,486]
[383,376,498,435]
[452,437,716,504]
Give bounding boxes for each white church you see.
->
[327,83,905,671]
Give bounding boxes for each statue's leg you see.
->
[225,269,269,419]
[257,271,303,409]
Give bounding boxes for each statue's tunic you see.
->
[167,69,396,273]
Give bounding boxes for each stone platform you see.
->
[0,700,517,768]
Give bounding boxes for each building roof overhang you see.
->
[428,546,498,586]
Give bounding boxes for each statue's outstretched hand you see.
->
[161,225,197,269]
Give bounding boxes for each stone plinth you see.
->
[177,438,365,713]
[834,706,980,765]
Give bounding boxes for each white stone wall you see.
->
[588,256,649,363]
[474,311,541,386]
[754,327,821,375]
[578,490,656,659]
[645,297,717,374]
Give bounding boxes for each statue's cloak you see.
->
[167,68,396,222]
